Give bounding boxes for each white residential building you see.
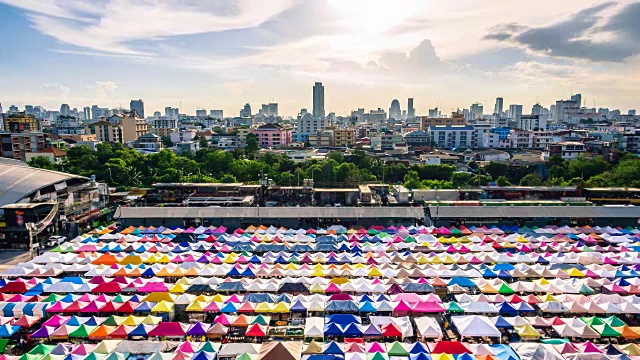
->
[518,115,547,131]
[427,125,474,149]
[510,130,534,149]
[481,132,511,149]
[541,141,586,160]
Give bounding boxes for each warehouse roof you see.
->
[0,163,87,207]
[428,205,640,219]
[115,206,425,220]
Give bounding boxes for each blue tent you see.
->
[129,324,151,338]
[342,323,363,337]
[323,323,344,337]
[513,302,535,313]
[447,277,477,288]
[409,342,430,354]
[220,302,238,313]
[325,301,358,312]
[496,302,518,316]
[290,301,307,312]
[192,352,216,360]
[326,314,360,325]
[0,324,20,337]
[489,345,519,360]
[492,316,513,329]
[323,342,344,355]
[410,354,433,360]
[358,301,377,313]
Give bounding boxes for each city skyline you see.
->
[0,0,639,116]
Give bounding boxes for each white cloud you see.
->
[5,0,296,55]
[86,81,118,97]
[40,82,70,96]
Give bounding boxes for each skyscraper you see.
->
[570,94,582,108]
[268,103,278,117]
[389,99,401,119]
[83,107,91,121]
[240,103,252,117]
[407,98,415,117]
[508,104,523,121]
[130,99,144,118]
[494,97,503,115]
[312,82,325,118]
[531,103,543,116]
[470,102,483,119]
[60,104,70,116]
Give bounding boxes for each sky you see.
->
[0,0,639,117]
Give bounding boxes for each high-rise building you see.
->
[470,103,483,119]
[24,105,34,115]
[91,105,109,121]
[82,107,90,121]
[428,108,440,118]
[494,97,503,115]
[210,110,224,119]
[60,104,70,116]
[268,103,278,117]
[196,109,207,118]
[570,94,582,107]
[0,103,3,115]
[531,103,543,116]
[312,82,325,118]
[389,99,401,119]
[8,105,19,114]
[164,107,179,120]
[130,99,144,118]
[629,109,637,116]
[407,98,415,118]
[555,100,579,123]
[508,104,523,121]
[240,103,252,117]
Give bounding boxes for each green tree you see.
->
[199,136,209,149]
[496,175,511,186]
[520,173,543,186]
[403,170,421,189]
[28,156,57,170]
[451,172,473,188]
[161,136,173,148]
[245,133,259,159]
[220,174,237,183]
[485,161,509,179]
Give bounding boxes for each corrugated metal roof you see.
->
[0,163,87,207]
[428,205,640,219]
[115,206,425,219]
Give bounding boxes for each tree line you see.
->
[27,142,640,191]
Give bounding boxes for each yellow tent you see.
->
[93,340,123,354]
[368,268,382,277]
[169,283,187,293]
[141,315,162,325]
[186,301,207,312]
[151,300,175,313]
[432,354,454,360]
[565,268,585,277]
[514,324,541,339]
[121,316,143,326]
[271,302,290,313]
[143,292,175,303]
[254,302,273,313]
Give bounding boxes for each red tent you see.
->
[148,322,187,337]
[381,323,402,337]
[245,323,267,337]
[430,341,472,354]
[0,282,28,293]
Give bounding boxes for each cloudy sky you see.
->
[0,0,639,117]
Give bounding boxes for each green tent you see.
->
[69,324,97,338]
[105,353,129,360]
[84,354,109,360]
[236,353,258,360]
[581,317,604,326]
[446,302,465,313]
[0,339,9,353]
[603,315,626,327]
[112,294,130,303]
[497,283,515,295]
[592,323,621,337]
[251,315,270,325]
[450,228,463,236]
[19,354,43,360]
[367,352,389,360]
[40,354,65,360]
[289,255,300,264]
[579,284,596,295]
[404,236,416,243]
[200,342,222,353]
[50,245,63,253]
[367,229,379,235]
[387,342,409,356]
[541,338,569,345]
[28,344,56,355]
[102,316,120,326]
[42,293,64,303]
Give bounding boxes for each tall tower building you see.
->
[570,94,582,108]
[389,99,401,119]
[130,99,144,118]
[312,82,325,118]
[470,102,483,119]
[494,97,503,115]
[60,104,70,116]
[407,98,415,117]
[508,104,523,121]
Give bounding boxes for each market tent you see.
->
[414,317,443,339]
[257,342,302,360]
[451,316,501,338]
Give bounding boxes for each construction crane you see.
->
[26,201,59,259]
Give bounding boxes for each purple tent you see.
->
[31,326,56,338]
[186,322,210,337]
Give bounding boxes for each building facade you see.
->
[253,123,292,148]
[427,125,474,149]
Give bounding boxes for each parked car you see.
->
[47,236,67,247]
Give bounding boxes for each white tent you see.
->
[451,315,501,338]
[304,317,324,338]
[414,317,443,339]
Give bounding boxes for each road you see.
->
[0,250,31,272]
